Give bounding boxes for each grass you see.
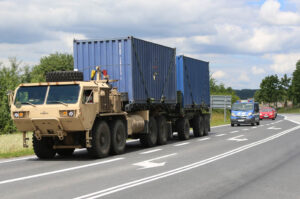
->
[211,110,231,126]
[0,132,34,158]
[277,107,300,114]
[0,112,230,159]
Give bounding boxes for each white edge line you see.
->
[173,142,190,147]
[211,124,230,128]
[0,158,124,185]
[215,134,226,137]
[140,149,162,154]
[0,156,36,164]
[74,125,300,199]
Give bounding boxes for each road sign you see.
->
[210,95,232,109]
[210,95,232,122]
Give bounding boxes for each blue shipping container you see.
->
[73,36,176,104]
[176,55,210,108]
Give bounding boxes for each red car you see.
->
[260,107,276,120]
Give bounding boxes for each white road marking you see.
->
[0,158,124,185]
[252,127,257,129]
[211,124,230,128]
[215,134,226,137]
[197,137,211,141]
[173,142,190,146]
[260,125,264,127]
[126,139,139,143]
[74,125,300,199]
[242,129,249,131]
[0,156,35,164]
[267,126,282,130]
[229,131,239,134]
[133,153,177,170]
[227,135,248,142]
[140,149,162,155]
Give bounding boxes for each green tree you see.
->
[255,75,280,107]
[210,76,239,103]
[291,60,300,105]
[279,74,291,107]
[30,53,73,82]
[0,58,23,133]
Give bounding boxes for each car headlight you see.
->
[248,112,252,116]
[60,110,76,117]
[231,113,236,117]
[13,112,25,118]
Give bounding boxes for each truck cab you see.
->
[230,100,260,126]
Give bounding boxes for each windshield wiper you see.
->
[21,102,36,107]
[48,101,68,106]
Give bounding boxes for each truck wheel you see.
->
[157,116,168,145]
[110,120,126,155]
[33,135,56,159]
[203,115,210,136]
[140,117,158,147]
[46,71,83,82]
[192,115,204,137]
[56,148,75,157]
[88,120,111,158]
[177,118,190,140]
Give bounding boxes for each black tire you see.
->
[193,115,204,137]
[256,121,260,125]
[56,148,75,157]
[157,116,168,145]
[46,71,83,82]
[88,120,111,158]
[231,123,234,127]
[32,135,56,159]
[272,118,275,120]
[140,117,158,147]
[237,124,241,126]
[177,118,190,140]
[251,123,254,126]
[110,120,127,155]
[203,115,210,136]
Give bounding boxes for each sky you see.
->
[0,0,300,89]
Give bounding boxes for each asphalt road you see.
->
[1,114,300,199]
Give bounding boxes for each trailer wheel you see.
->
[192,115,204,137]
[46,71,83,82]
[88,120,111,158]
[33,135,56,159]
[140,117,158,147]
[177,118,190,140]
[157,116,168,145]
[203,115,210,136]
[110,120,126,155]
[56,148,75,157]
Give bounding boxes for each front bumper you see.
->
[231,117,256,124]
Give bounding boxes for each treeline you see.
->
[234,89,257,100]
[210,78,239,103]
[254,60,300,107]
[0,53,73,134]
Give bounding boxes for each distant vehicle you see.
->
[260,107,276,120]
[230,100,260,127]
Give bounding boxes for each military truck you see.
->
[10,37,211,159]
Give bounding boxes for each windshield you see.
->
[15,86,47,105]
[261,109,272,112]
[47,85,80,104]
[232,103,253,111]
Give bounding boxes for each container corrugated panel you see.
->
[73,36,176,104]
[176,55,210,108]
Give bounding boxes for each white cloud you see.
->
[264,53,300,73]
[212,70,227,79]
[260,0,300,25]
[238,72,250,82]
[252,66,265,75]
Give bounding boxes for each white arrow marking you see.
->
[228,135,248,142]
[267,126,282,130]
[133,153,177,170]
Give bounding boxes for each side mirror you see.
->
[6,90,14,107]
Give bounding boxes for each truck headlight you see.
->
[60,110,76,117]
[13,112,25,118]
